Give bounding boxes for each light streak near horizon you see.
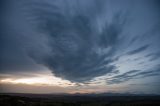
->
[0,75,75,87]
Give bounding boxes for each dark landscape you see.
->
[0,93,160,106]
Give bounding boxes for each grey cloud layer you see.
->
[107,69,160,84]
[0,0,160,83]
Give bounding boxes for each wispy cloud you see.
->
[107,69,160,84]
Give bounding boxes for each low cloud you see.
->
[107,69,160,84]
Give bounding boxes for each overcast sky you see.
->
[0,0,160,94]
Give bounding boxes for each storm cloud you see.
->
[0,0,160,83]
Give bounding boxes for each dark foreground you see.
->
[0,93,160,106]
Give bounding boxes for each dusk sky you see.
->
[0,0,160,94]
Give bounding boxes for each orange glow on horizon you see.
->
[0,75,75,87]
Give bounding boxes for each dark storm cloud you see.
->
[0,0,119,81]
[28,8,122,82]
[18,0,128,82]
[0,0,160,83]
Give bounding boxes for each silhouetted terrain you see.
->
[0,93,160,106]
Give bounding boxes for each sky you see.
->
[0,0,160,94]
